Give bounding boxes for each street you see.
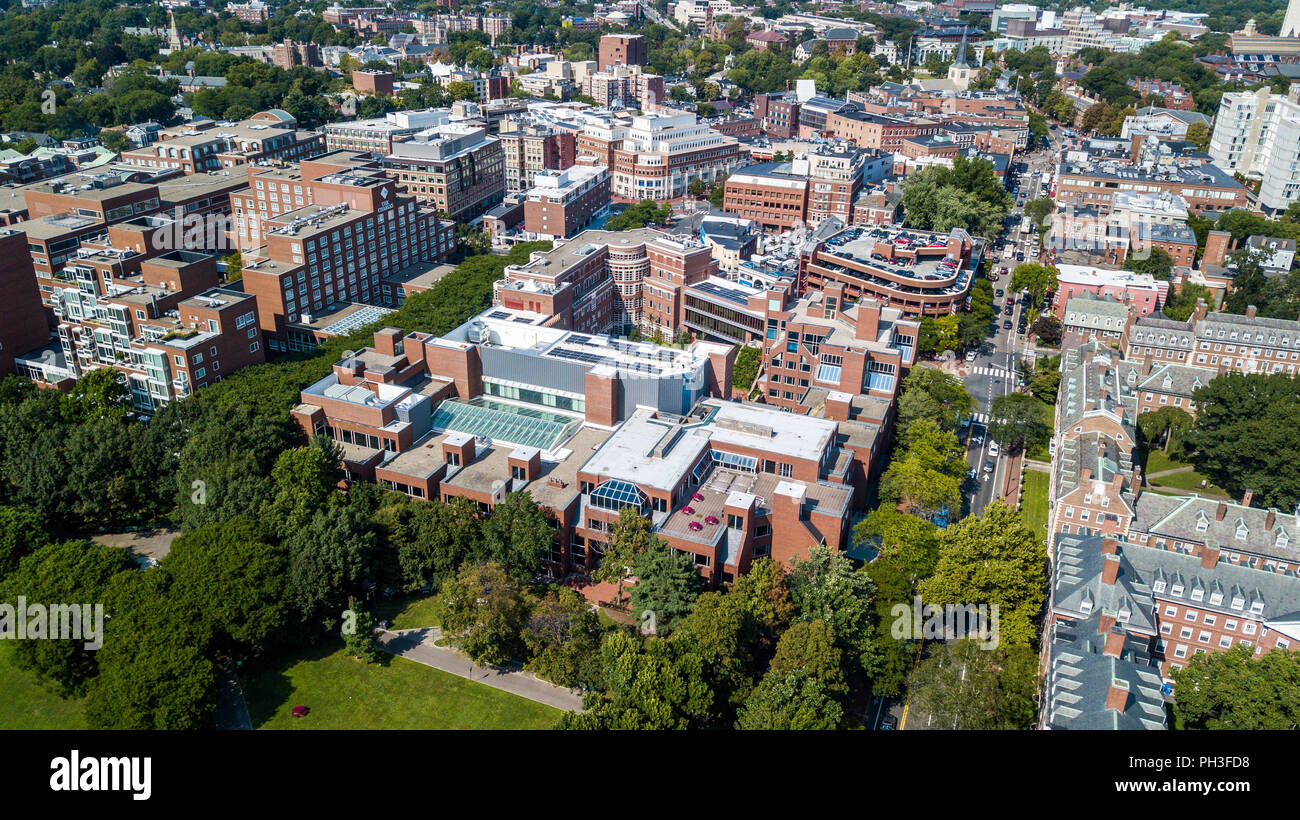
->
[959,129,1059,517]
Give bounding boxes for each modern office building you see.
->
[381,123,505,222]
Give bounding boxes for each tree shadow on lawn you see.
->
[240,637,394,727]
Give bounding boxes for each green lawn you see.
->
[1021,469,1050,542]
[0,641,87,729]
[242,641,561,730]
[1140,449,1231,498]
[374,594,441,630]
[1148,470,1232,497]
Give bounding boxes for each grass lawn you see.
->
[1139,449,1231,498]
[1021,469,1050,542]
[374,594,441,630]
[242,641,560,730]
[0,641,87,730]
[1148,470,1232,497]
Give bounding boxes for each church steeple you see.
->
[953,29,970,68]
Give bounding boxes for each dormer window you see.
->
[1236,522,1249,540]
[1195,512,1209,533]
[1153,579,1167,593]
[1171,583,1185,596]
[1250,600,1265,615]
[1231,595,1245,610]
[1191,588,1204,602]
[1210,591,1224,606]
[1080,599,1093,614]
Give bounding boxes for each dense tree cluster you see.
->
[902,155,1013,239]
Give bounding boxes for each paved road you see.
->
[960,134,1061,516]
[376,628,583,713]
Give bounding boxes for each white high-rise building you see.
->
[1282,0,1300,37]
[1209,87,1300,214]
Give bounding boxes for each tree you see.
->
[605,200,672,231]
[285,506,376,629]
[770,619,847,696]
[445,80,478,101]
[879,454,963,520]
[1030,314,1062,345]
[728,556,795,632]
[261,436,343,538]
[919,502,1046,648]
[787,545,879,675]
[0,539,133,695]
[1024,197,1055,227]
[84,570,216,730]
[436,561,530,666]
[1185,372,1300,510]
[629,546,705,635]
[593,506,660,605]
[1137,406,1193,457]
[906,639,1039,729]
[342,597,380,663]
[384,495,480,592]
[165,517,291,656]
[916,315,960,357]
[1010,263,1057,307]
[522,587,604,690]
[0,504,49,580]
[1124,246,1174,280]
[479,491,553,581]
[736,669,844,730]
[670,591,765,714]
[1172,645,1300,730]
[1185,120,1211,152]
[561,631,715,730]
[98,129,129,154]
[896,366,975,434]
[989,392,1051,456]
[1163,283,1215,321]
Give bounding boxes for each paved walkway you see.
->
[1145,465,1196,479]
[376,628,583,712]
[214,661,253,730]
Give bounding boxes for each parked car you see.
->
[984,459,996,473]
[988,442,1000,457]
[995,289,1004,298]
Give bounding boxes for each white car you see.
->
[965,350,977,362]
[988,442,1000,457]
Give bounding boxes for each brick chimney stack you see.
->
[1105,678,1130,713]
[1243,489,1254,508]
[1216,499,1227,520]
[1101,552,1121,585]
[1201,544,1221,569]
[1103,627,1127,658]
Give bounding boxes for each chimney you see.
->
[1081,467,1093,483]
[855,297,881,340]
[1101,552,1121,585]
[1112,473,1125,494]
[1246,304,1258,320]
[1142,353,1154,376]
[1105,678,1131,713]
[1201,545,1220,569]
[1192,298,1208,322]
[1103,627,1126,658]
[1215,499,1227,520]
[1243,489,1254,508]
[1266,508,1277,531]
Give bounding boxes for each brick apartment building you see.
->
[323,108,453,155]
[0,229,53,377]
[500,121,577,194]
[231,151,457,345]
[597,33,647,70]
[523,165,611,240]
[120,111,325,175]
[381,123,505,222]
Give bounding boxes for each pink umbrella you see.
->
[704,515,719,525]
[682,505,695,515]
[692,492,704,501]
[689,521,703,531]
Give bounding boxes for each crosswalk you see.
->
[970,366,1015,378]
[970,412,990,424]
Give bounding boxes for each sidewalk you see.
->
[376,628,583,713]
